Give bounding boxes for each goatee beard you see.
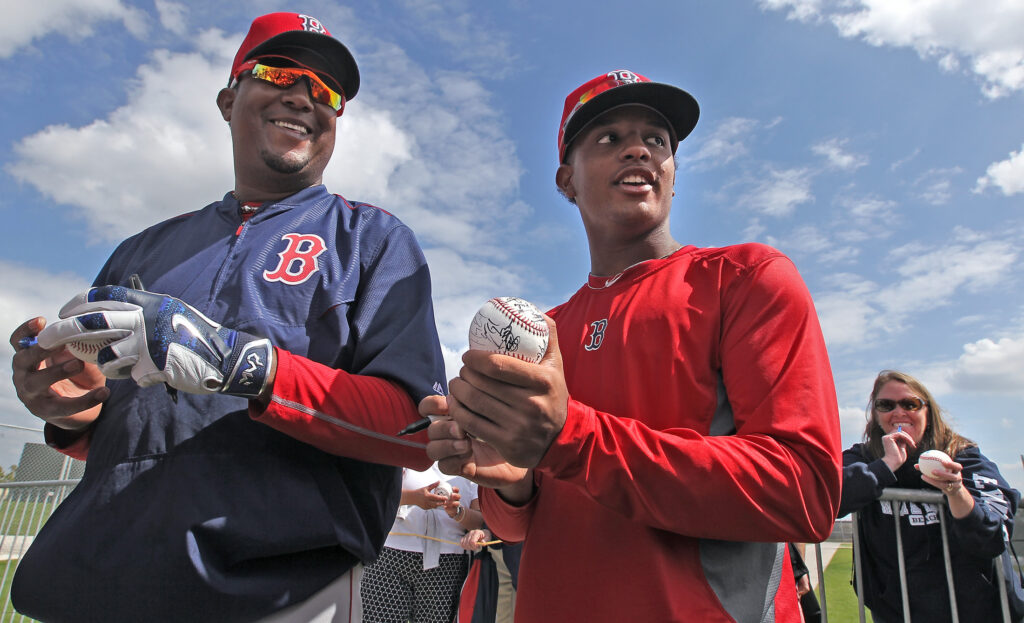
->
[260,150,307,175]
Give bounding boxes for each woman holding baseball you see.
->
[839,369,1020,622]
[360,464,484,623]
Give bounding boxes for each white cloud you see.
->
[813,273,882,348]
[975,143,1024,196]
[684,117,760,169]
[765,223,860,265]
[815,234,1018,349]
[912,167,962,205]
[739,167,814,217]
[394,0,517,77]
[6,44,237,242]
[760,0,1024,98]
[742,218,767,241]
[890,147,921,171]
[812,138,868,171]
[886,237,1016,317]
[348,50,526,260]
[838,405,868,449]
[154,0,188,36]
[947,333,1024,394]
[757,0,825,23]
[840,195,897,222]
[0,0,147,57]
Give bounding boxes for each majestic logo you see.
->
[299,15,328,35]
[171,314,217,357]
[584,319,608,352]
[264,233,327,285]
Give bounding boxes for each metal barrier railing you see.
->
[844,487,1019,623]
[0,479,80,623]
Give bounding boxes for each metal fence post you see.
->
[851,488,1017,623]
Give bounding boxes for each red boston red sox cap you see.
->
[230,12,360,101]
[558,69,699,162]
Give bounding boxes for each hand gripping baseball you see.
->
[38,286,274,399]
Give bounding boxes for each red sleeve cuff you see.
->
[44,422,91,462]
[479,484,538,543]
[536,397,592,478]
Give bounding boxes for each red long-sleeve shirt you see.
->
[481,244,842,622]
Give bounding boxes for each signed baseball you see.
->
[468,297,549,363]
[917,450,951,478]
[431,481,453,500]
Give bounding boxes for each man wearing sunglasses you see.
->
[9,12,445,623]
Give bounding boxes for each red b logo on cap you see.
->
[298,14,328,35]
[607,70,640,83]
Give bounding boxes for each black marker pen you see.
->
[397,417,432,436]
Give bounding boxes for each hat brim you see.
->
[562,82,699,161]
[246,31,360,100]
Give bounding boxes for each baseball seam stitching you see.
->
[493,298,546,336]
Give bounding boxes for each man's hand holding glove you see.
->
[38,286,274,399]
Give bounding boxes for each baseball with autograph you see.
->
[468,296,549,363]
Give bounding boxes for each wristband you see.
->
[455,505,466,522]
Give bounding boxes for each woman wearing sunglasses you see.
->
[839,369,1020,623]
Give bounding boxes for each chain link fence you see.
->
[0,442,83,623]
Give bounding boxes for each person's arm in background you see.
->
[446,496,485,532]
[839,443,899,517]
[942,447,1020,558]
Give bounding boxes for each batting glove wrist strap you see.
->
[218,334,274,398]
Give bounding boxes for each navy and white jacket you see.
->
[840,442,1021,622]
[12,186,447,622]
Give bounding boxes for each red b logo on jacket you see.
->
[263,233,326,285]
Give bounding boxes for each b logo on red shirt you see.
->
[263,233,326,285]
[584,319,608,351]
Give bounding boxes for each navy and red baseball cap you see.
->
[230,12,360,101]
[558,69,699,162]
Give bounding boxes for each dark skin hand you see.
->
[426,316,567,501]
[9,317,108,431]
[448,316,568,468]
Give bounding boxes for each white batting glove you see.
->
[39,286,274,399]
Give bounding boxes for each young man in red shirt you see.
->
[425,70,843,622]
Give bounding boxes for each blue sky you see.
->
[1,0,1022,493]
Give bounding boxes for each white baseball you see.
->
[67,338,118,364]
[431,481,453,500]
[917,450,951,478]
[468,297,549,363]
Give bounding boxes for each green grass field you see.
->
[0,497,59,537]
[819,544,874,623]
